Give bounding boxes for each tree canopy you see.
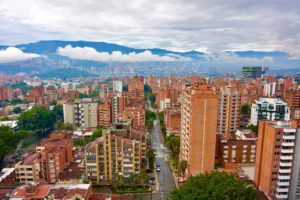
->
[18,106,57,133]
[13,107,22,114]
[147,149,156,170]
[169,171,259,200]
[57,122,73,130]
[0,126,34,161]
[145,110,156,129]
[165,134,180,158]
[52,105,63,121]
[248,124,258,133]
[241,104,251,115]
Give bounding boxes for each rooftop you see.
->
[256,97,287,105]
[48,184,90,199]
[21,152,40,165]
[11,184,52,199]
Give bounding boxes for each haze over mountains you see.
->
[0,40,299,77]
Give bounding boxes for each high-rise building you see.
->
[63,99,98,128]
[121,105,145,127]
[217,86,241,134]
[242,66,265,79]
[37,139,73,184]
[159,98,171,112]
[250,98,290,126]
[100,84,109,99]
[284,89,300,120]
[113,80,123,93]
[164,107,181,135]
[128,76,144,93]
[255,120,300,200]
[98,101,112,128]
[284,88,300,108]
[85,130,143,182]
[180,84,218,176]
[111,94,126,123]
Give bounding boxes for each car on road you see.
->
[148,176,156,185]
[156,164,160,172]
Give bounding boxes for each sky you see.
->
[0,0,300,62]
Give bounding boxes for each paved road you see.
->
[141,119,176,200]
[153,120,176,199]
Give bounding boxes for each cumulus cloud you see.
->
[0,47,40,63]
[0,0,300,60]
[57,45,190,62]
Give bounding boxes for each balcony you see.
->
[277,181,289,186]
[275,194,288,199]
[280,162,292,167]
[283,135,295,140]
[280,156,293,160]
[281,149,294,154]
[276,187,289,193]
[282,142,295,147]
[279,169,291,173]
[278,175,290,180]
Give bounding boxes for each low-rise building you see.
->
[10,184,52,200]
[217,133,256,165]
[15,152,41,184]
[46,184,93,200]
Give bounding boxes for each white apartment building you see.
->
[159,98,171,112]
[250,98,290,126]
[113,80,123,93]
[63,99,98,128]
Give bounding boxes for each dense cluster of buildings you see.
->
[147,68,300,200]
[2,68,300,199]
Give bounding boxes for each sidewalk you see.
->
[169,162,179,189]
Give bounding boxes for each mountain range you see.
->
[0,40,299,77]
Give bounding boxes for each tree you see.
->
[144,84,152,93]
[169,171,259,200]
[139,170,148,184]
[50,100,57,105]
[57,122,73,130]
[147,149,156,170]
[10,98,26,104]
[79,93,89,98]
[122,85,128,92]
[0,116,9,121]
[248,124,258,133]
[91,90,99,97]
[0,126,34,161]
[165,134,180,158]
[145,110,157,130]
[179,160,188,176]
[241,104,251,115]
[13,107,22,114]
[18,106,56,134]
[91,127,103,141]
[52,105,63,121]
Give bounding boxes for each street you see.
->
[152,119,177,199]
[141,119,176,200]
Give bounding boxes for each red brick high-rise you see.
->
[180,84,218,176]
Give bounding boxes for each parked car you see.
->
[156,164,160,172]
[148,176,156,185]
